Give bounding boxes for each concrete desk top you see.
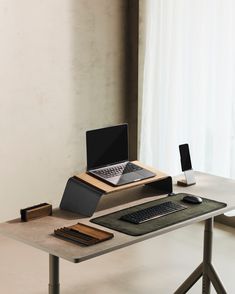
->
[0,172,234,263]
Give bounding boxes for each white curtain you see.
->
[140,0,235,178]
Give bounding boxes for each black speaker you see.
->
[177,143,196,186]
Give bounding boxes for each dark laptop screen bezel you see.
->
[86,124,129,170]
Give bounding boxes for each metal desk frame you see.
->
[175,218,226,294]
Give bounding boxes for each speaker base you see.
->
[177,179,196,187]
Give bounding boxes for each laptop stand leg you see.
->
[49,254,60,294]
[174,218,227,294]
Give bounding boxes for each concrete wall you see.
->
[0,0,130,221]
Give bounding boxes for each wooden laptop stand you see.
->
[60,161,173,216]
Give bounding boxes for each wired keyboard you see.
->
[120,201,187,224]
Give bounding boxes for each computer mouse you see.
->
[182,195,202,204]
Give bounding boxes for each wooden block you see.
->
[20,203,52,222]
[177,180,196,187]
[70,223,113,241]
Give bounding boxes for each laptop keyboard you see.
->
[120,201,187,224]
[92,162,142,179]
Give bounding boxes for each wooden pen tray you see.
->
[54,222,114,246]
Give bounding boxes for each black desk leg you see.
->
[49,254,60,294]
[174,218,227,294]
[202,217,213,293]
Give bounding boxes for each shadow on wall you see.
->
[69,0,128,173]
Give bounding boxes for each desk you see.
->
[0,172,234,293]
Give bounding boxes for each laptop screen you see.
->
[86,124,128,170]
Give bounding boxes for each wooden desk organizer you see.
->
[21,203,52,222]
[54,222,114,246]
[60,161,172,217]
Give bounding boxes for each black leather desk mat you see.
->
[90,193,227,236]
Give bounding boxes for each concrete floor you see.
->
[0,221,234,294]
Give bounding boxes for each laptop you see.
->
[86,124,156,186]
